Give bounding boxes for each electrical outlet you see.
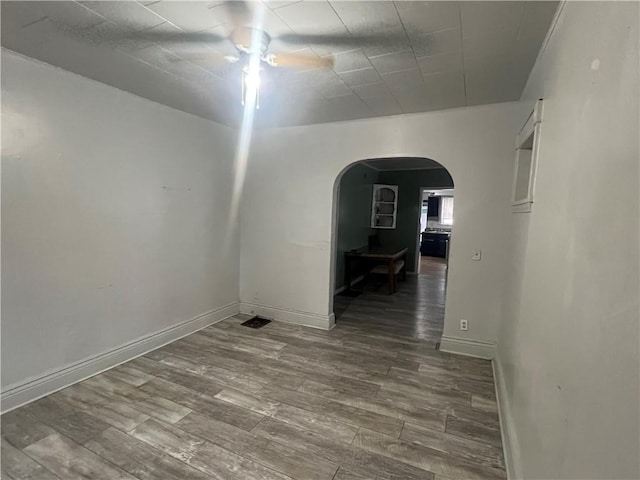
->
[460,319,469,331]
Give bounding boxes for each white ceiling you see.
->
[364,157,443,171]
[1,1,559,128]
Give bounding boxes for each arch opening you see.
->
[329,156,455,344]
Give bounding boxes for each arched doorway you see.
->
[329,157,454,344]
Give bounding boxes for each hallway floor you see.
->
[1,315,505,480]
[334,255,448,344]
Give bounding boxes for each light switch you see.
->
[472,249,481,261]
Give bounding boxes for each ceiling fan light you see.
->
[244,67,260,90]
[241,65,261,109]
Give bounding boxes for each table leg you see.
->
[387,260,395,294]
[344,254,352,294]
[401,253,407,281]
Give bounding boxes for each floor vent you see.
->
[241,316,272,329]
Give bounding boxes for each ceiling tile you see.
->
[364,94,403,117]
[80,1,167,31]
[118,21,182,52]
[153,24,230,65]
[517,1,559,42]
[293,66,341,88]
[190,24,236,56]
[352,82,391,100]
[460,1,525,39]
[321,94,375,120]
[205,3,243,28]
[268,37,309,54]
[0,2,46,32]
[317,79,353,99]
[423,70,467,109]
[369,49,418,75]
[145,1,225,31]
[464,52,527,105]
[338,67,382,87]
[261,7,296,37]
[412,27,462,57]
[273,1,346,35]
[127,42,227,85]
[361,25,411,57]
[75,20,141,51]
[417,51,463,76]
[2,16,56,55]
[330,1,401,33]
[265,1,303,10]
[125,44,183,73]
[331,49,372,73]
[462,28,518,61]
[29,1,105,29]
[396,1,461,36]
[394,89,435,114]
[381,68,425,94]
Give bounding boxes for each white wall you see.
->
[241,101,521,349]
[1,50,240,409]
[497,2,639,478]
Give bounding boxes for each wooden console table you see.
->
[344,247,408,294]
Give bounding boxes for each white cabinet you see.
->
[371,184,398,229]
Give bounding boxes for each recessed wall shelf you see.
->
[512,99,543,213]
[371,184,398,229]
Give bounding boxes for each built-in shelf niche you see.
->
[512,99,543,213]
[371,184,398,229]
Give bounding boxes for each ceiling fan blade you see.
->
[268,53,335,70]
[54,20,227,45]
[133,30,227,44]
[167,52,237,66]
[276,32,406,47]
[222,0,253,29]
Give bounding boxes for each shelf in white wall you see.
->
[371,184,398,229]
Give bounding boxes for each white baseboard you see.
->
[0,302,240,413]
[239,302,334,330]
[439,335,496,359]
[493,348,523,479]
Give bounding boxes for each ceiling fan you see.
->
[58,1,403,108]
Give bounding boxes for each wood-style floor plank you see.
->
[1,438,61,480]
[85,427,212,480]
[258,385,405,438]
[352,428,506,480]
[252,417,434,480]
[2,262,506,479]
[130,419,293,480]
[23,433,136,480]
[400,422,505,469]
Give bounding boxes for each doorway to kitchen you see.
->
[418,188,454,274]
[413,188,455,343]
[331,157,454,346]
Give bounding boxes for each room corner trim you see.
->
[439,335,496,359]
[239,302,334,330]
[0,301,240,413]
[493,348,524,480]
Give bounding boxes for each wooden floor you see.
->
[1,311,505,480]
[419,256,448,276]
[334,255,448,344]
